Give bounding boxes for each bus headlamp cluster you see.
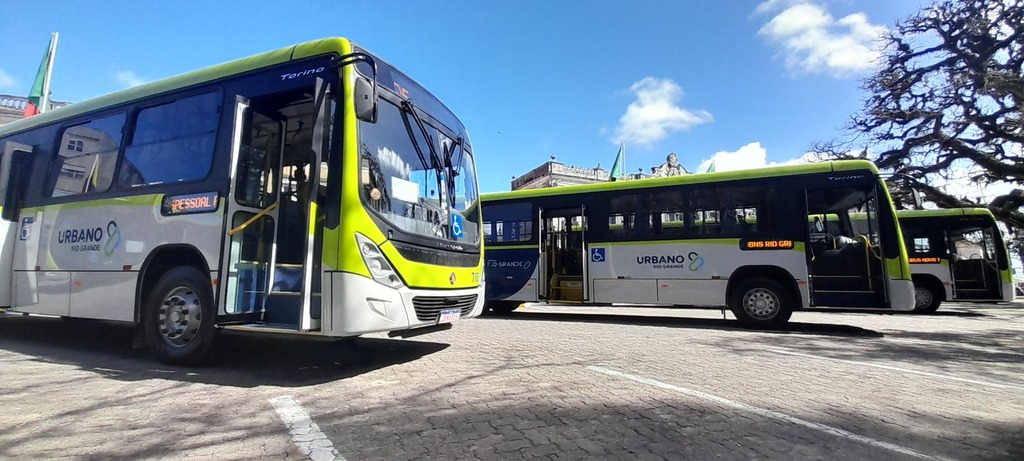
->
[355,233,404,288]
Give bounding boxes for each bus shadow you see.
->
[0,313,448,387]
[498,311,883,338]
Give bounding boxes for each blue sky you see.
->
[0,0,931,194]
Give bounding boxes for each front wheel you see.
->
[912,283,941,314]
[730,278,794,328]
[143,266,215,365]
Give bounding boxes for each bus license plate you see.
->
[438,309,461,324]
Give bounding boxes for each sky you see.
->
[1,0,935,195]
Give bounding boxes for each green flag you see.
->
[609,143,624,181]
[24,33,58,117]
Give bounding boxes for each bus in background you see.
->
[0,37,483,364]
[896,208,1013,312]
[481,160,915,328]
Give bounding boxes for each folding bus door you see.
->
[540,206,588,302]
[220,96,286,325]
[948,226,1003,300]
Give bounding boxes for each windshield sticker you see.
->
[391,176,420,203]
[162,192,219,216]
[451,214,464,239]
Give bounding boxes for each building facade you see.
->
[510,152,691,191]
[0,94,70,125]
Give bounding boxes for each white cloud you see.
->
[0,69,15,89]
[694,141,811,173]
[114,70,148,88]
[612,77,713,148]
[757,1,887,78]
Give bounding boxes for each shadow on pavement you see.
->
[0,313,448,387]
[497,310,883,338]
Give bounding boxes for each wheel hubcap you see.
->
[158,286,202,348]
[914,287,933,309]
[743,288,779,320]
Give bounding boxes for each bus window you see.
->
[50,113,125,197]
[120,92,219,187]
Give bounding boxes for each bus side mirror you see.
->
[355,77,377,123]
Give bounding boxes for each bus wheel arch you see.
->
[911,275,943,313]
[727,267,799,328]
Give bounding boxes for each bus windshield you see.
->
[358,97,480,245]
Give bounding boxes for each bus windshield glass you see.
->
[357,97,480,245]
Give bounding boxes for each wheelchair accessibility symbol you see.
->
[450,214,464,239]
[591,248,605,262]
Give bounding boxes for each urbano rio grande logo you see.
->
[56,220,122,255]
[636,252,704,271]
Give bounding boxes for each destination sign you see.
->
[162,192,220,216]
[909,257,942,264]
[740,238,795,250]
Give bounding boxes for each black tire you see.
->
[486,301,520,315]
[730,277,794,328]
[912,282,942,314]
[143,266,215,365]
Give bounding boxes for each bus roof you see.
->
[0,37,355,137]
[482,159,882,201]
[896,208,995,220]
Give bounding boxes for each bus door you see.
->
[805,186,888,308]
[220,97,285,324]
[539,206,588,302]
[947,226,1002,300]
[0,142,32,308]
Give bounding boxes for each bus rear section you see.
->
[898,208,1014,312]
[483,160,915,327]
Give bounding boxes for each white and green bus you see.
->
[0,37,484,364]
[897,208,1014,312]
[481,160,915,327]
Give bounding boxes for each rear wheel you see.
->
[143,266,215,365]
[730,278,793,328]
[486,301,520,315]
[912,282,941,314]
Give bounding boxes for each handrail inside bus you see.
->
[227,201,280,236]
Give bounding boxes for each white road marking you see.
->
[269,395,344,461]
[765,348,1024,391]
[588,365,956,461]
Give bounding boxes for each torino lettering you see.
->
[636,255,687,265]
[57,227,104,244]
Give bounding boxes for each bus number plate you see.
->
[438,309,461,324]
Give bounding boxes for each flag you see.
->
[705,159,716,173]
[24,33,59,118]
[609,143,625,181]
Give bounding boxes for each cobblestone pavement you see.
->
[1,302,1022,460]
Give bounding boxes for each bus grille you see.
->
[412,294,478,321]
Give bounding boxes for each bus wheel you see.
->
[913,283,941,314]
[487,301,520,315]
[730,278,793,328]
[143,266,215,365]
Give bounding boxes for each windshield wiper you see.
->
[401,100,444,175]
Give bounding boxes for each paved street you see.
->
[1,302,1022,460]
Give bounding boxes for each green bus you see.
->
[482,160,915,327]
[897,208,1014,312]
[0,37,483,364]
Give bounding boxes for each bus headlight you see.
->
[355,233,404,289]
